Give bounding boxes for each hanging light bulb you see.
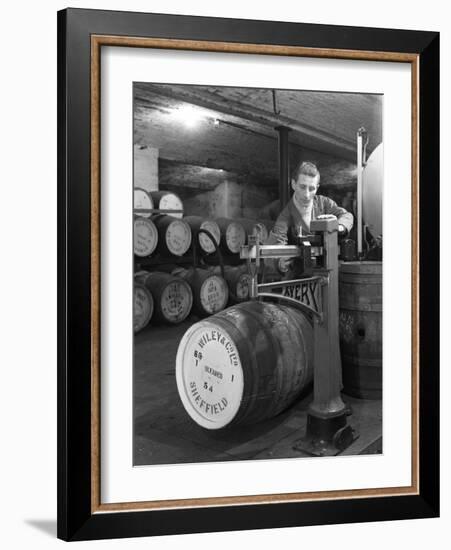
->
[170,104,206,128]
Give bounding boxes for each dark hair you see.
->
[292,161,320,184]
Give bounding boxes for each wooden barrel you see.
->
[211,265,250,303]
[237,218,270,244]
[339,261,382,399]
[340,239,356,262]
[153,215,192,257]
[253,221,270,243]
[184,216,221,254]
[134,188,154,218]
[133,282,154,332]
[150,191,183,219]
[215,218,246,254]
[173,267,229,317]
[176,301,313,429]
[134,216,158,257]
[135,271,193,324]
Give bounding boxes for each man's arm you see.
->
[266,203,292,244]
[320,196,354,234]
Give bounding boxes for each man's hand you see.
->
[317,214,346,235]
[278,258,293,273]
[269,230,288,245]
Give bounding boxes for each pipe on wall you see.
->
[275,126,292,208]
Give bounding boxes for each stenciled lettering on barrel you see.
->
[176,324,244,428]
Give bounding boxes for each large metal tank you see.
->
[362,142,383,239]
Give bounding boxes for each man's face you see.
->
[291,174,319,205]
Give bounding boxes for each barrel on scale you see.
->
[176,301,313,429]
[339,261,382,399]
[172,267,229,317]
[135,271,193,324]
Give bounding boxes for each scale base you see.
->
[293,412,359,457]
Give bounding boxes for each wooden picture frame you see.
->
[57,8,439,541]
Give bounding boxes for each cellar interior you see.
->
[133,82,383,465]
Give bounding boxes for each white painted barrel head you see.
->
[176,321,244,429]
[225,222,246,254]
[198,220,220,254]
[160,278,193,323]
[133,284,153,332]
[134,217,158,257]
[158,193,184,219]
[134,188,153,218]
[199,275,229,314]
[235,273,251,301]
[165,219,192,256]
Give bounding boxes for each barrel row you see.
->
[133,266,251,332]
[134,188,272,241]
[134,188,184,219]
[134,214,274,258]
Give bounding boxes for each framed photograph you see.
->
[57,8,439,541]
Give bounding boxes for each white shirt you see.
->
[292,194,314,234]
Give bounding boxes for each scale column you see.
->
[294,217,357,456]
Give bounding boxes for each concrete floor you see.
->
[134,317,382,466]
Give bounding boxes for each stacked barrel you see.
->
[133,189,191,259]
[133,186,275,332]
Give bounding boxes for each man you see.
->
[269,161,353,415]
[270,161,353,245]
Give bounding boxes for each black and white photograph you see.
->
[0,0,445,546]
[132,83,383,466]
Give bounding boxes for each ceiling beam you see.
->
[135,83,357,159]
